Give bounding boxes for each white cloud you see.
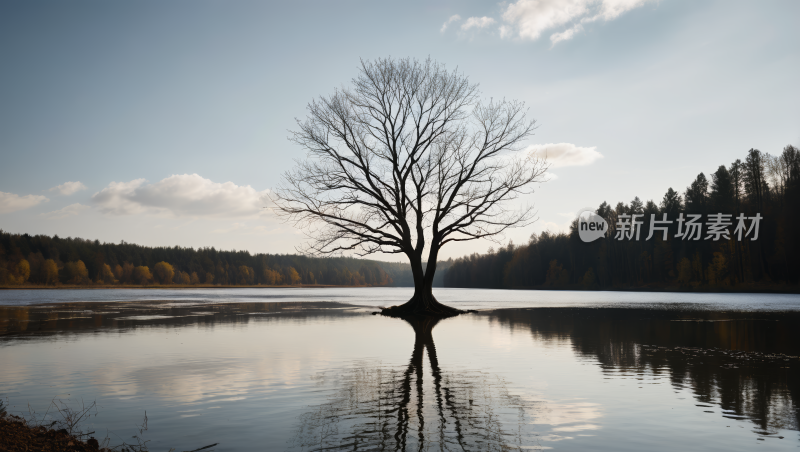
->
[526,143,604,168]
[92,174,272,218]
[443,0,651,44]
[440,14,461,33]
[41,203,90,220]
[550,24,585,44]
[502,0,590,41]
[49,181,87,195]
[596,0,652,22]
[0,191,48,214]
[461,16,497,31]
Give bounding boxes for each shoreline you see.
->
[0,414,102,452]
[504,284,800,295]
[1,284,799,295]
[0,283,376,290]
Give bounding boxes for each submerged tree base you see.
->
[380,293,463,318]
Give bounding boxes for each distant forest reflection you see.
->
[479,308,800,436]
[0,301,366,338]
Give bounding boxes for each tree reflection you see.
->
[291,315,539,451]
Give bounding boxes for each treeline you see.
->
[0,232,396,287]
[445,145,800,290]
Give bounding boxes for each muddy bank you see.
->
[0,414,102,452]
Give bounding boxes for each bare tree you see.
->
[275,57,548,316]
[764,152,787,201]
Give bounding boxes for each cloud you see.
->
[440,14,461,33]
[526,143,604,168]
[0,191,48,214]
[502,0,589,41]
[92,174,272,218]
[461,16,496,31]
[49,181,87,195]
[41,203,90,220]
[502,0,651,44]
[550,24,585,44]
[444,0,651,44]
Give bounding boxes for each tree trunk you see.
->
[381,247,462,317]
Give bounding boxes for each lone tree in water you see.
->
[275,57,547,316]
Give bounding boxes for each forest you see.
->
[0,232,401,287]
[3,145,796,292]
[444,145,800,291]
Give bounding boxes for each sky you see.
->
[0,0,798,261]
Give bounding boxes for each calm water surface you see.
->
[1,288,799,451]
[1,286,800,310]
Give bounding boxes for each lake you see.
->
[1,288,799,451]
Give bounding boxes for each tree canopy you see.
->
[276,57,548,315]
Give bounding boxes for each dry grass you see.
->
[0,398,217,452]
